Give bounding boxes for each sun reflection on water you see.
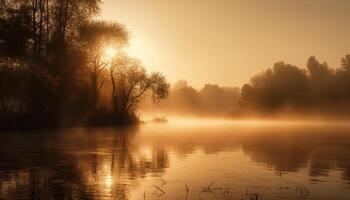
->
[104,175,113,188]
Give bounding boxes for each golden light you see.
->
[104,47,117,60]
[104,175,113,188]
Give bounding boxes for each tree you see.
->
[341,54,350,70]
[170,80,202,113]
[199,84,240,114]
[109,56,169,119]
[306,56,334,104]
[0,4,32,58]
[78,21,128,109]
[240,62,310,112]
[0,61,58,114]
[334,55,350,103]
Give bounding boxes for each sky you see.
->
[99,0,350,88]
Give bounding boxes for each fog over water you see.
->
[1,119,350,199]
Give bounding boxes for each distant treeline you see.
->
[145,55,350,118]
[0,0,168,130]
[240,56,350,117]
[142,81,240,116]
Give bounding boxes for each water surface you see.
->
[1,120,350,199]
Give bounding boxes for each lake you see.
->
[1,119,350,199]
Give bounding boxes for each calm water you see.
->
[1,120,350,199]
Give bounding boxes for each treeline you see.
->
[0,0,168,130]
[145,55,350,118]
[143,81,240,116]
[240,55,350,117]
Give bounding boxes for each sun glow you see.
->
[104,175,113,188]
[104,47,117,60]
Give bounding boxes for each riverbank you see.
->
[0,111,139,132]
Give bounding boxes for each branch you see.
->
[125,83,150,112]
[97,74,109,92]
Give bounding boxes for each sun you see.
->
[104,47,117,60]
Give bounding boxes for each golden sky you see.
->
[100,0,350,88]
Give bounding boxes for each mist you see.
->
[3,1,350,199]
[141,81,240,118]
[141,55,350,120]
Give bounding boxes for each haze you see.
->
[100,0,350,88]
[3,0,350,199]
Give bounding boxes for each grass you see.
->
[142,179,311,200]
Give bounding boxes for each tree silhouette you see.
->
[240,56,350,116]
[110,56,169,121]
[0,0,169,130]
[341,54,350,70]
[78,21,128,109]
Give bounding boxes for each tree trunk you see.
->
[110,68,119,113]
[38,0,44,56]
[46,0,49,62]
[32,0,38,55]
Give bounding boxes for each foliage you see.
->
[142,81,240,116]
[0,5,32,57]
[78,21,128,109]
[0,0,169,130]
[0,60,58,114]
[240,55,350,116]
[110,56,169,118]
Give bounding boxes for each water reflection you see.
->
[239,128,350,182]
[0,126,168,199]
[0,122,350,199]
